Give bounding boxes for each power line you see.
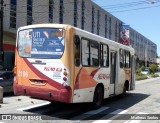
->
[101,1,147,8]
[102,2,148,10]
[97,0,160,12]
[110,4,160,13]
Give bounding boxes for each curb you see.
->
[0,86,3,103]
[137,76,160,81]
[136,77,160,85]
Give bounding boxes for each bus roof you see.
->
[17,23,69,31]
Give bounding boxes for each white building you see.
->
[2,0,157,65]
[157,57,160,65]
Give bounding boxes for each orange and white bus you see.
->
[14,24,135,108]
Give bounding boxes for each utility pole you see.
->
[0,0,4,70]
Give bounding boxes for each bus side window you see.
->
[119,49,124,68]
[82,38,90,66]
[100,44,109,67]
[124,50,130,68]
[74,35,80,66]
[90,41,99,66]
[125,51,130,68]
[124,51,126,68]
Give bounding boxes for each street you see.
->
[0,77,160,123]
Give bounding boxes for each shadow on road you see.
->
[22,92,150,120]
[103,92,150,109]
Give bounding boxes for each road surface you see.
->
[0,77,160,123]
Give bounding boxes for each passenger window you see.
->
[119,49,124,68]
[100,44,109,67]
[74,35,80,66]
[90,41,99,66]
[125,51,130,68]
[124,51,130,68]
[82,39,89,66]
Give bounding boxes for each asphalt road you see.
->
[0,77,160,123]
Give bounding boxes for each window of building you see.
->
[59,0,64,24]
[27,0,33,25]
[109,17,112,40]
[119,23,123,43]
[100,44,109,67]
[91,7,95,33]
[10,0,17,28]
[49,0,54,23]
[81,0,85,30]
[115,21,118,42]
[74,0,78,27]
[97,10,100,35]
[119,49,124,68]
[105,15,107,38]
[74,35,80,66]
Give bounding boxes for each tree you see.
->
[149,64,158,74]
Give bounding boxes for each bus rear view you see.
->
[14,24,135,108]
[14,24,73,103]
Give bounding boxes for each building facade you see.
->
[3,0,157,65]
[157,57,160,65]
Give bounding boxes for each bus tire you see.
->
[93,85,104,109]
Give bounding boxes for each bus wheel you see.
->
[93,85,104,109]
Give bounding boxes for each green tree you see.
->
[136,67,141,75]
[149,64,158,74]
[141,65,145,71]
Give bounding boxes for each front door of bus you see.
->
[110,51,117,95]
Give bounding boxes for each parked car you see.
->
[0,71,14,93]
[141,67,149,75]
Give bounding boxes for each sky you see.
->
[92,0,160,56]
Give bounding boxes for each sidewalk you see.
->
[155,71,160,76]
[136,76,160,85]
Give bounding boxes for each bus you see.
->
[14,24,135,108]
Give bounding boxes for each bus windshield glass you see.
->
[18,28,65,59]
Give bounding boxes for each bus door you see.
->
[130,55,135,90]
[110,51,117,95]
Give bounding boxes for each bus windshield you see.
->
[18,28,65,59]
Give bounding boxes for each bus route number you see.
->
[18,71,28,78]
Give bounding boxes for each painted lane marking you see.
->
[17,102,50,111]
[92,109,128,123]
